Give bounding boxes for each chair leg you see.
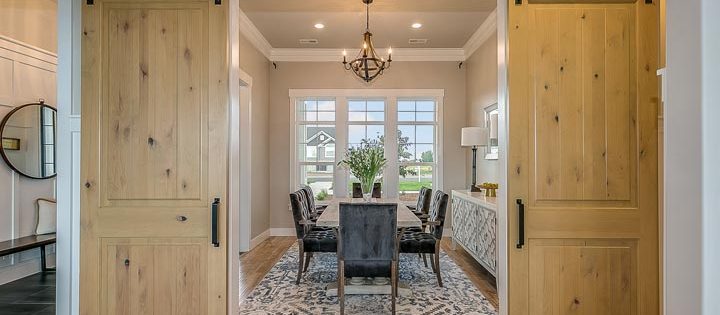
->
[303,252,313,272]
[296,241,305,285]
[429,253,437,274]
[422,253,428,268]
[391,260,397,314]
[339,260,345,315]
[434,247,443,287]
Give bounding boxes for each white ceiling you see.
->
[240,0,496,49]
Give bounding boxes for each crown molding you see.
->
[463,9,497,59]
[270,48,466,62]
[239,8,496,63]
[239,9,272,59]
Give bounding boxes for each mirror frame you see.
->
[484,103,499,160]
[0,102,57,180]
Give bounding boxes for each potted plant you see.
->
[338,139,386,201]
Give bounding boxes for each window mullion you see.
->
[385,96,399,198]
[335,96,349,197]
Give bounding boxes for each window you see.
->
[40,107,55,177]
[296,98,336,201]
[325,144,335,158]
[348,99,385,147]
[291,90,443,201]
[397,100,438,202]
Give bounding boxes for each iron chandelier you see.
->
[342,0,392,83]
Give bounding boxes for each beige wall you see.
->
[0,0,57,53]
[269,61,467,230]
[239,34,271,239]
[465,33,499,185]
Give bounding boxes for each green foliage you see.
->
[338,139,387,193]
[399,180,432,192]
[378,130,418,178]
[316,189,329,201]
[420,150,433,162]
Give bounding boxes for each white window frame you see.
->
[289,89,444,200]
[292,97,338,199]
[396,98,440,200]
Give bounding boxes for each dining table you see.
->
[315,197,422,228]
[314,197,422,297]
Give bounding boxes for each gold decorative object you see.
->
[479,182,499,197]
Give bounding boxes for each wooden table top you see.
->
[315,198,422,228]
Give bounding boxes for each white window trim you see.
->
[289,89,444,200]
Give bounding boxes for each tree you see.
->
[420,150,433,163]
[371,130,418,177]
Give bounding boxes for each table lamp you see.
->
[461,127,489,192]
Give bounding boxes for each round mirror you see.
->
[0,102,57,179]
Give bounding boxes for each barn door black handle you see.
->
[516,199,525,249]
[211,198,220,247]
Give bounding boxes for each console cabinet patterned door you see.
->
[80,1,229,314]
[507,1,660,314]
[452,196,497,276]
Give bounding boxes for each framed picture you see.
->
[2,138,20,151]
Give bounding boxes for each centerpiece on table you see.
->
[338,139,386,201]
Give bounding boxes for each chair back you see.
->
[351,182,382,198]
[300,185,317,213]
[428,190,449,239]
[289,191,312,239]
[338,203,397,261]
[416,187,432,214]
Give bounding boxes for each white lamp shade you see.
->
[461,127,489,147]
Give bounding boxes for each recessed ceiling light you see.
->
[314,23,325,29]
[411,23,423,29]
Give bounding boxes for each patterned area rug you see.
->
[239,244,497,315]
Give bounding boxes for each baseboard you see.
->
[0,253,56,285]
[270,228,296,236]
[249,229,271,250]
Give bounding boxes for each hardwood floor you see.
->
[440,237,499,308]
[239,236,296,300]
[239,236,499,309]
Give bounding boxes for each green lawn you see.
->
[398,180,432,192]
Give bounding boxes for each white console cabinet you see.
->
[451,190,498,277]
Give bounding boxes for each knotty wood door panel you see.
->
[531,7,635,203]
[81,1,228,314]
[528,240,637,315]
[507,1,659,314]
[104,8,205,202]
[103,239,206,315]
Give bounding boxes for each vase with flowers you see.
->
[338,139,386,201]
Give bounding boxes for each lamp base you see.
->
[470,185,482,192]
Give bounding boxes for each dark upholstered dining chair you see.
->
[300,185,327,219]
[407,186,431,214]
[337,203,401,315]
[351,182,382,198]
[290,190,337,284]
[400,190,449,287]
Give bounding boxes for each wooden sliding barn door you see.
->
[80,0,229,314]
[507,0,659,314]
